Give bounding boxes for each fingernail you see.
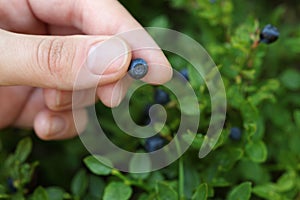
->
[49,116,65,135]
[56,90,72,108]
[87,37,129,75]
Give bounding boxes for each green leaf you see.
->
[0,185,9,199]
[14,137,32,163]
[188,65,205,90]
[146,172,164,189]
[0,194,10,199]
[153,123,171,137]
[84,156,112,176]
[275,171,296,192]
[182,131,204,149]
[294,110,300,128]
[184,160,201,199]
[228,182,252,200]
[0,185,6,194]
[32,187,49,200]
[236,160,270,184]
[156,182,178,200]
[19,162,39,187]
[137,193,157,200]
[217,148,244,171]
[241,101,259,123]
[103,182,132,200]
[71,170,88,198]
[149,15,170,28]
[280,69,300,90]
[178,96,200,116]
[129,154,151,178]
[11,193,25,200]
[244,122,257,140]
[248,79,280,106]
[211,177,231,187]
[192,183,208,200]
[227,85,244,108]
[252,184,282,200]
[46,187,65,200]
[88,175,105,198]
[245,141,267,163]
[288,132,300,154]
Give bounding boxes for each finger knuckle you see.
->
[36,38,75,86]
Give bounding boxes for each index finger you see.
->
[28,0,172,84]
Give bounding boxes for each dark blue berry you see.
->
[259,24,279,44]
[7,178,17,193]
[154,89,170,105]
[229,127,242,141]
[145,135,166,152]
[128,58,148,79]
[141,104,152,125]
[179,69,189,81]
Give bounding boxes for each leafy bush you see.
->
[1,0,300,199]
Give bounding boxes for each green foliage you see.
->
[1,0,300,199]
[191,183,208,200]
[103,182,132,200]
[71,170,88,198]
[84,156,112,176]
[156,182,178,200]
[227,182,252,200]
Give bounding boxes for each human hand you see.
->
[0,0,172,140]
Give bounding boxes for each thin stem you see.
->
[179,157,185,199]
[174,137,185,199]
[111,169,150,192]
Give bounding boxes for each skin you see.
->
[0,0,172,140]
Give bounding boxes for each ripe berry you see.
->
[259,24,279,44]
[145,135,166,152]
[179,69,189,81]
[141,104,152,125]
[229,127,242,141]
[128,58,148,79]
[7,178,17,193]
[154,89,170,105]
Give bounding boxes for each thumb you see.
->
[0,29,131,90]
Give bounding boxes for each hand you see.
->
[0,0,172,140]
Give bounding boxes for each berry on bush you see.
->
[141,104,152,125]
[154,89,170,105]
[229,127,242,141]
[145,135,166,152]
[7,178,17,193]
[128,58,148,79]
[179,69,189,81]
[259,24,280,44]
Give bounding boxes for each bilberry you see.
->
[259,24,279,44]
[128,58,148,79]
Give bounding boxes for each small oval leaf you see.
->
[84,156,112,176]
[103,182,132,200]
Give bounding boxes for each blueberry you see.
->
[179,69,189,81]
[229,127,242,141]
[128,58,148,79]
[154,89,170,105]
[7,178,17,193]
[141,104,152,125]
[145,135,166,152]
[259,24,279,44]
